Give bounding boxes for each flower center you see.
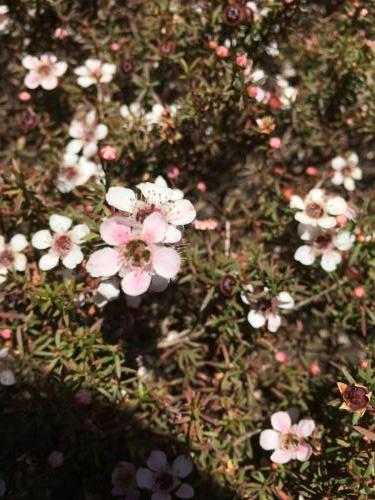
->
[64,165,79,181]
[53,234,73,256]
[281,432,300,450]
[314,234,333,251]
[342,166,352,177]
[305,202,325,219]
[155,471,174,491]
[0,248,15,268]
[38,64,53,77]
[123,239,151,268]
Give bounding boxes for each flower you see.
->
[22,54,67,90]
[294,224,354,272]
[0,348,16,386]
[67,110,108,158]
[105,176,196,244]
[236,53,248,68]
[74,58,116,88]
[0,234,28,283]
[136,450,194,499]
[32,214,90,271]
[275,75,298,108]
[331,152,362,191]
[86,212,180,296]
[337,382,372,417]
[0,4,9,32]
[290,189,348,229]
[112,462,140,499]
[243,289,294,333]
[99,145,117,160]
[259,411,315,464]
[57,153,103,192]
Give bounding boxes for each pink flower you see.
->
[57,153,103,192]
[99,145,117,160]
[86,213,180,296]
[0,329,11,340]
[259,411,315,464]
[112,462,140,499]
[216,46,229,58]
[269,137,282,149]
[22,54,67,90]
[236,53,248,68]
[167,166,180,179]
[136,450,194,499]
[0,234,28,283]
[67,110,108,158]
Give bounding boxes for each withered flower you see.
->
[256,116,276,134]
[219,275,237,297]
[337,382,372,417]
[223,4,243,26]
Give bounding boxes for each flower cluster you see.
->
[290,188,355,272]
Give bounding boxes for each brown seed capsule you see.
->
[159,41,175,56]
[338,382,372,417]
[219,275,237,297]
[20,109,39,131]
[120,58,134,77]
[223,4,243,25]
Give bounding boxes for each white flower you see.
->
[0,234,28,283]
[290,188,348,229]
[294,224,354,272]
[246,2,269,22]
[74,58,116,88]
[22,54,67,90]
[0,4,9,32]
[120,102,177,130]
[105,176,196,243]
[275,75,298,108]
[32,214,90,271]
[244,288,294,333]
[331,152,362,191]
[57,153,103,193]
[66,110,108,158]
[120,102,143,121]
[0,348,16,386]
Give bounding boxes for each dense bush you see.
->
[1,0,375,498]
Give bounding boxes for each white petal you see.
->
[343,177,355,191]
[14,253,27,271]
[77,76,96,88]
[294,245,315,266]
[82,141,98,158]
[267,313,281,332]
[163,225,182,243]
[10,234,28,252]
[277,291,294,310]
[320,251,341,272]
[326,196,347,215]
[106,186,136,212]
[94,124,108,140]
[334,231,354,251]
[247,309,266,328]
[259,429,280,450]
[290,195,305,210]
[351,167,362,180]
[297,223,319,241]
[49,214,72,233]
[0,369,16,386]
[331,156,346,170]
[66,139,84,154]
[317,216,336,229]
[347,152,358,166]
[39,252,59,271]
[32,230,52,249]
[70,224,90,244]
[61,247,84,269]
[331,172,343,186]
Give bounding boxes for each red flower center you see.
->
[53,234,73,256]
[0,248,15,268]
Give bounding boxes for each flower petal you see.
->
[49,214,72,233]
[326,196,347,215]
[24,72,41,89]
[86,248,122,277]
[343,177,355,191]
[163,225,182,244]
[151,247,180,279]
[142,213,168,243]
[289,195,304,210]
[14,253,27,272]
[175,483,194,499]
[331,156,346,170]
[296,442,312,461]
[22,55,39,69]
[270,449,292,464]
[147,450,167,472]
[271,411,291,432]
[10,234,28,252]
[334,231,354,251]
[62,247,84,269]
[40,75,58,90]
[294,245,315,266]
[121,269,151,296]
[267,313,281,333]
[106,186,136,213]
[247,309,266,328]
[277,291,294,310]
[32,230,52,249]
[259,429,280,450]
[167,199,196,225]
[135,467,154,489]
[296,419,315,438]
[70,224,90,244]
[320,251,341,272]
[317,216,336,229]
[39,252,59,271]
[100,217,132,246]
[172,456,193,479]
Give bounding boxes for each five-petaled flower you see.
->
[136,450,194,499]
[32,214,90,271]
[74,58,116,88]
[0,234,28,283]
[86,212,181,296]
[57,152,103,193]
[67,110,108,158]
[331,152,362,191]
[259,411,315,464]
[22,54,67,90]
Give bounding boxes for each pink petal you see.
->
[40,75,58,90]
[167,199,196,225]
[151,247,180,279]
[142,212,168,243]
[259,429,280,450]
[24,72,41,89]
[296,419,315,438]
[270,449,292,464]
[86,248,122,277]
[296,442,312,461]
[22,55,39,70]
[271,411,291,432]
[100,216,132,246]
[175,483,194,498]
[146,450,167,472]
[121,269,151,296]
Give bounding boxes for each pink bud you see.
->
[236,54,247,68]
[305,166,318,176]
[54,27,68,39]
[268,95,282,109]
[208,40,218,50]
[99,145,117,161]
[269,137,282,149]
[110,42,121,51]
[354,286,366,298]
[275,351,289,363]
[360,359,369,369]
[167,166,180,179]
[216,46,229,58]
[47,451,64,468]
[360,8,368,16]
[247,86,259,98]
[18,91,31,101]
[336,214,348,227]
[0,329,11,340]
[309,363,320,376]
[197,182,207,192]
